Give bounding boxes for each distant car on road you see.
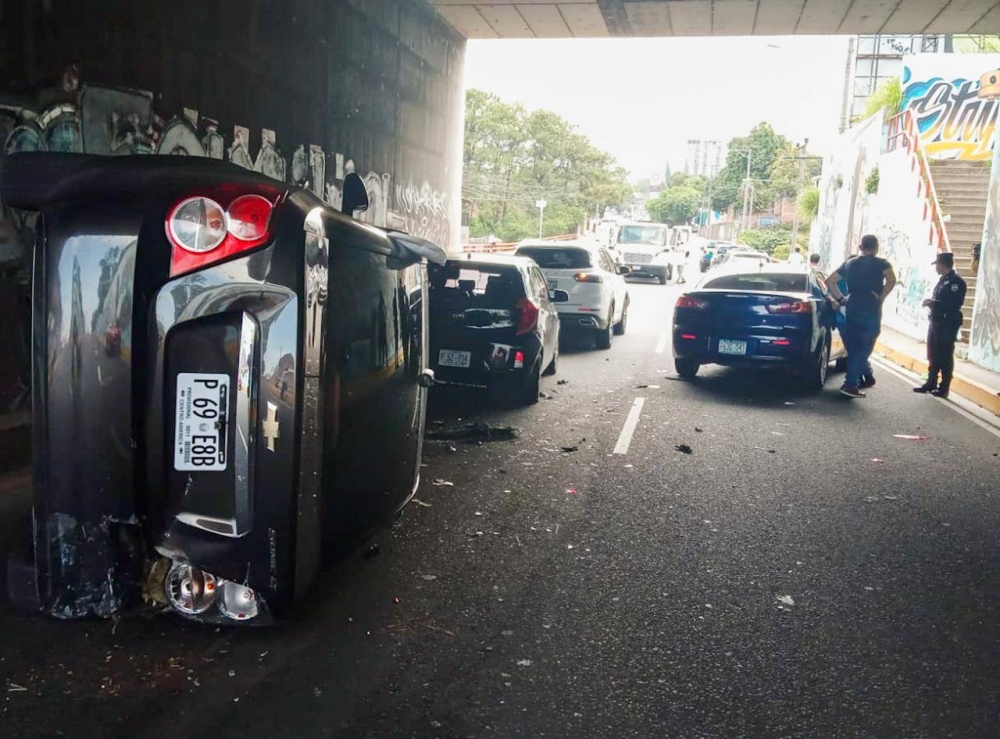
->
[429,255,564,406]
[514,240,630,349]
[613,222,674,284]
[714,249,773,270]
[700,241,734,272]
[672,265,846,389]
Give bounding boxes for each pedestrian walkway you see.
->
[875,326,1000,417]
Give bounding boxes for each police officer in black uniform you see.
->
[914,252,967,398]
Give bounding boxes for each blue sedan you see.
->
[672,265,846,389]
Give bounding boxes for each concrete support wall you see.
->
[968,143,1000,371]
[0,0,465,423]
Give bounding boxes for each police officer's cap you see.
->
[933,252,954,268]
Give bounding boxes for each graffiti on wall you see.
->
[968,140,1000,372]
[902,53,1000,161]
[0,70,453,267]
[810,112,883,270]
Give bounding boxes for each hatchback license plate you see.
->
[718,339,747,355]
[439,349,472,368]
[174,373,230,471]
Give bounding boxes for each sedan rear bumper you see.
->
[673,331,815,367]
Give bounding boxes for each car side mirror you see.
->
[550,289,570,303]
[617,265,632,275]
[342,172,370,216]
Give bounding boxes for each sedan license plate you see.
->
[174,373,230,471]
[438,349,472,368]
[718,339,748,356]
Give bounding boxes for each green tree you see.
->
[712,122,790,211]
[463,90,632,241]
[863,78,902,120]
[798,185,820,221]
[647,186,701,225]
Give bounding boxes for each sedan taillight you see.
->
[766,301,813,314]
[675,295,708,309]
[166,190,278,277]
[574,272,604,283]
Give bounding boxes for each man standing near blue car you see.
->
[824,235,897,399]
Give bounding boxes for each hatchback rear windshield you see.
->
[516,247,593,269]
[618,225,668,246]
[431,265,524,306]
[702,273,809,293]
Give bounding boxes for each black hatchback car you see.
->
[672,266,846,389]
[429,255,565,406]
[1,151,442,625]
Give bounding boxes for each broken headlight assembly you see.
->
[163,562,267,624]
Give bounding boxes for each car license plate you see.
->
[174,373,230,471]
[718,339,747,355]
[438,349,472,368]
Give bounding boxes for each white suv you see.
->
[515,240,630,349]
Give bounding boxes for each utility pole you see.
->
[536,199,547,238]
[735,149,752,233]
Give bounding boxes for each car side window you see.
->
[599,250,614,273]
[529,268,547,301]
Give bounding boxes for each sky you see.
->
[463,36,853,179]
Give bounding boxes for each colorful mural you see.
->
[901,53,1000,161]
[968,139,1000,372]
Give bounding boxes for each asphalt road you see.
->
[3,277,1000,739]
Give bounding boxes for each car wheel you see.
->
[542,347,558,376]
[513,362,541,406]
[665,265,673,281]
[595,309,613,350]
[804,336,831,391]
[657,273,668,285]
[613,298,629,335]
[675,357,699,379]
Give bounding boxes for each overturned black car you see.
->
[0,152,443,624]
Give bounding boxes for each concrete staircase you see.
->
[929,159,990,342]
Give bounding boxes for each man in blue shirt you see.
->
[824,235,898,398]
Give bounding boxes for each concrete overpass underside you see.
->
[431,0,1000,38]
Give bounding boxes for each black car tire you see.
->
[542,347,558,376]
[657,273,668,285]
[613,298,629,336]
[803,335,831,391]
[675,357,699,379]
[595,308,614,350]
[665,265,674,282]
[515,362,542,406]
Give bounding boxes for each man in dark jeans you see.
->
[914,252,967,398]
[825,235,898,398]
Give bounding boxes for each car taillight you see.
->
[516,298,539,336]
[166,192,277,277]
[675,295,708,309]
[767,301,812,314]
[574,272,604,283]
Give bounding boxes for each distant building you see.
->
[684,140,726,178]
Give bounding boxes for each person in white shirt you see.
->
[787,247,806,266]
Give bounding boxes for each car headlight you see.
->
[165,561,264,623]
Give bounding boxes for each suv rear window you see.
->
[703,273,808,293]
[516,247,592,269]
[430,264,525,306]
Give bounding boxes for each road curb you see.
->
[874,340,1000,417]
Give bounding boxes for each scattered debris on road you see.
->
[893,434,930,441]
[421,575,438,581]
[364,543,381,558]
[567,487,578,494]
[557,380,569,385]
[561,446,579,453]
[871,458,883,463]
[426,423,519,443]
[776,595,795,607]
[516,659,533,667]
[675,444,693,454]
[695,427,703,433]
[412,499,432,507]
[432,479,454,487]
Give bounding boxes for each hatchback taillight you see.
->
[166,191,278,277]
[516,298,539,336]
[675,295,708,309]
[574,272,604,283]
[767,301,812,315]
